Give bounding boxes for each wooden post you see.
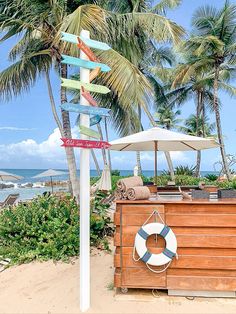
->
[79,29,91,312]
[154,141,158,185]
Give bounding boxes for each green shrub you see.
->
[111,170,120,176]
[0,194,113,264]
[174,165,196,176]
[205,174,218,181]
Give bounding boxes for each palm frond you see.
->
[151,0,182,14]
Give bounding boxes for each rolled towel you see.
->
[115,190,123,200]
[127,186,151,200]
[117,176,143,192]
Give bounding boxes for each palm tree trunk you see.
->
[60,63,80,201]
[136,104,143,175]
[104,117,112,171]
[97,123,107,165]
[144,107,175,180]
[91,149,101,176]
[213,64,230,180]
[136,151,142,175]
[195,90,202,177]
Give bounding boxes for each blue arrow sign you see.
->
[90,115,102,126]
[61,32,111,51]
[61,55,111,72]
[61,103,110,117]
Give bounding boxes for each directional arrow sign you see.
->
[60,103,110,117]
[79,125,100,139]
[81,87,97,106]
[61,78,110,94]
[61,55,110,72]
[61,138,111,149]
[89,67,101,82]
[77,38,98,62]
[90,115,102,126]
[61,32,111,50]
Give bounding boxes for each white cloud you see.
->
[0,128,80,168]
[0,126,36,131]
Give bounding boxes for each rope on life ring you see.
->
[133,210,178,273]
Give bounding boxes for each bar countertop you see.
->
[116,198,236,205]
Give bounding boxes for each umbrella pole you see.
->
[51,176,53,194]
[154,141,157,185]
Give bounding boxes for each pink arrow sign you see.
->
[77,38,98,62]
[61,138,111,149]
[81,86,97,107]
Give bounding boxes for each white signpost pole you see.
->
[79,29,91,312]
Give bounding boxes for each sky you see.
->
[0,0,235,171]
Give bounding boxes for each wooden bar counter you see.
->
[114,198,236,295]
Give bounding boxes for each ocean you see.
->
[0,168,217,201]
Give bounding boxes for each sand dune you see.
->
[0,249,236,314]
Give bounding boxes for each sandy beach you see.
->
[0,248,235,314]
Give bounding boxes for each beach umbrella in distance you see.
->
[0,170,23,181]
[98,164,111,191]
[33,169,68,193]
[109,127,219,184]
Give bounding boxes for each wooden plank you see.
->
[61,78,110,94]
[60,103,110,117]
[167,276,236,291]
[116,247,236,256]
[120,268,166,288]
[115,252,236,270]
[114,230,236,248]
[116,205,165,214]
[114,269,121,287]
[61,32,111,50]
[165,203,236,214]
[168,268,236,277]
[114,212,165,226]
[61,55,110,72]
[166,213,236,227]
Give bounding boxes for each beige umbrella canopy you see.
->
[0,170,23,181]
[33,169,68,193]
[109,127,219,183]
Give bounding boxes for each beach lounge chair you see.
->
[0,193,19,208]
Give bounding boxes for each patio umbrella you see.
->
[109,127,219,184]
[98,164,112,191]
[33,169,68,193]
[0,170,23,181]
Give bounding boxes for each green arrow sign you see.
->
[61,78,110,94]
[79,125,100,139]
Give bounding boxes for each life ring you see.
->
[134,222,177,266]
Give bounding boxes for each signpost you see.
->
[60,29,111,312]
[61,138,110,149]
[61,78,110,94]
[60,103,110,116]
[61,54,110,72]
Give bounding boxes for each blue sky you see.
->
[0,0,235,171]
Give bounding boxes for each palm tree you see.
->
[183,1,236,179]
[181,114,215,137]
[154,105,182,130]
[0,0,184,189]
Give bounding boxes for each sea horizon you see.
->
[0,168,219,184]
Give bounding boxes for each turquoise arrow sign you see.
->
[61,78,110,94]
[61,103,110,117]
[61,55,111,72]
[90,115,102,126]
[61,32,111,51]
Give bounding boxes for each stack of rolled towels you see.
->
[115,176,151,200]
